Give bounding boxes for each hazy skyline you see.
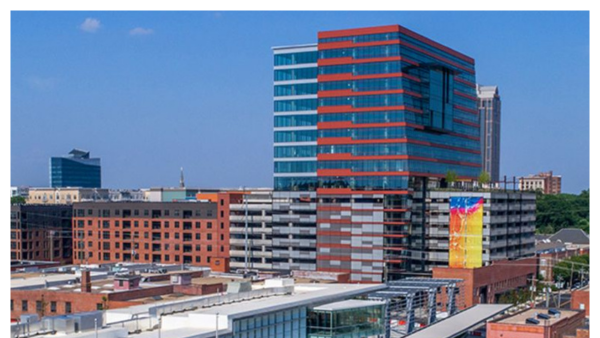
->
[11,11,589,193]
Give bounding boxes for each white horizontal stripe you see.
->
[272,44,318,54]
[274,79,317,85]
[274,110,317,116]
[274,63,318,70]
[273,94,317,101]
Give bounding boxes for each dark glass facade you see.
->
[50,157,101,188]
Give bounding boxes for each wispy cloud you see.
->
[25,76,58,90]
[80,18,101,33]
[129,27,154,36]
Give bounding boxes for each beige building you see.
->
[27,187,109,204]
[519,171,562,194]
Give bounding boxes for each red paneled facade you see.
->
[314,25,480,282]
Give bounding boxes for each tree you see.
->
[11,196,26,205]
[478,171,491,186]
[445,170,458,187]
[552,254,589,283]
[36,295,48,318]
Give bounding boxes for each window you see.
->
[22,300,28,311]
[97,303,103,310]
[207,222,213,229]
[10,299,13,311]
[65,302,72,313]
[196,234,201,240]
[207,234,212,240]
[50,301,56,313]
[195,222,200,229]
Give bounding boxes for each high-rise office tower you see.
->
[477,85,501,183]
[274,25,483,282]
[50,148,101,188]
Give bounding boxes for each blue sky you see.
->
[11,11,589,193]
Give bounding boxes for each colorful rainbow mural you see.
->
[449,196,484,268]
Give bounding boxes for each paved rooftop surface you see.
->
[495,308,581,326]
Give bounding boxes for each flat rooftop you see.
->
[495,308,581,326]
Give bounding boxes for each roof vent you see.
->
[548,308,561,317]
[526,318,540,325]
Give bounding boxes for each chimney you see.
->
[81,269,92,293]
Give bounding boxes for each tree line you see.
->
[536,190,589,234]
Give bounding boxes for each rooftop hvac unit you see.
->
[537,313,551,320]
[548,308,561,316]
[526,318,540,325]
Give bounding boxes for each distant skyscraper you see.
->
[477,85,501,182]
[50,148,101,188]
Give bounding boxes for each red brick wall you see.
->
[108,285,174,301]
[433,258,537,308]
[173,283,225,295]
[487,311,585,338]
[10,290,136,320]
[72,214,229,268]
[571,289,589,316]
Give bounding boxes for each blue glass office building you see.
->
[273,25,482,282]
[50,149,101,188]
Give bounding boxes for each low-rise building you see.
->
[27,187,110,205]
[10,264,224,321]
[16,281,387,338]
[432,257,537,309]
[487,308,585,338]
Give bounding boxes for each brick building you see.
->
[519,171,562,194]
[487,308,585,338]
[11,204,73,264]
[71,201,230,272]
[10,269,225,321]
[432,257,537,309]
[571,286,589,316]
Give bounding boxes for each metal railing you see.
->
[148,286,294,317]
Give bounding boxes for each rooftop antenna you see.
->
[180,167,185,188]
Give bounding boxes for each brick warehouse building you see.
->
[71,201,230,272]
[11,204,73,264]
